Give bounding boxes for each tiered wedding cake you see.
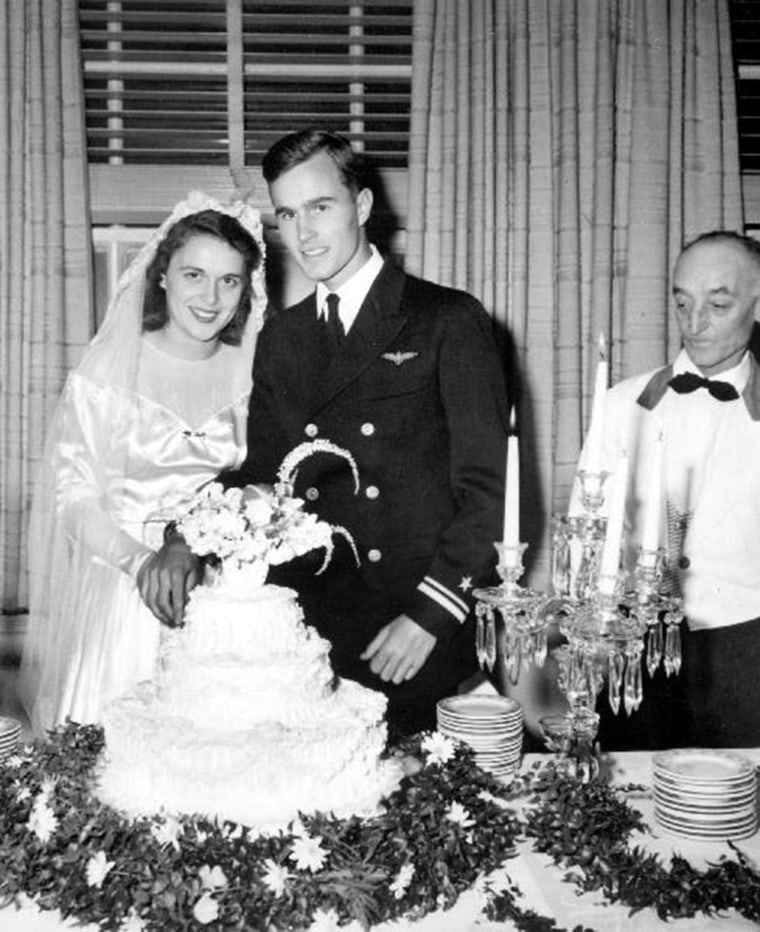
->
[96,442,403,832]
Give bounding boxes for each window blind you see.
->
[731,0,760,175]
[729,0,760,224]
[79,0,413,169]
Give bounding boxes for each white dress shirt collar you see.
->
[315,245,384,335]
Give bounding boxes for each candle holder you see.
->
[473,542,551,691]
[474,469,684,780]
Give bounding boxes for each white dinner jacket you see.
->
[575,354,760,631]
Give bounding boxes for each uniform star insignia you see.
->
[459,575,473,592]
[382,351,419,366]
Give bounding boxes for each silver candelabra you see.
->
[474,469,684,778]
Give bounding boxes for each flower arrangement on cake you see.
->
[174,439,360,590]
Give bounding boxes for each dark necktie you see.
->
[668,371,739,402]
[323,292,344,353]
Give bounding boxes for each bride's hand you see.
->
[137,539,200,627]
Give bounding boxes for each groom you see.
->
[144,129,511,735]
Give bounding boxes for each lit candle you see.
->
[598,451,628,595]
[641,432,664,556]
[503,408,520,561]
[583,333,608,475]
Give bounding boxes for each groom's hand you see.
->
[137,538,200,627]
[360,614,436,685]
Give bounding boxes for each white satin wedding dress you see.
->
[21,191,266,735]
[45,341,250,730]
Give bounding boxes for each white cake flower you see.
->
[242,487,274,525]
[26,797,58,843]
[15,785,31,802]
[175,441,360,579]
[192,892,219,925]
[446,801,475,828]
[261,858,290,897]
[85,850,115,888]
[198,864,228,890]
[421,731,456,765]
[390,862,415,899]
[289,833,328,872]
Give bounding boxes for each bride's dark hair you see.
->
[142,209,262,345]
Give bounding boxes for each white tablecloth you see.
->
[3,749,760,931]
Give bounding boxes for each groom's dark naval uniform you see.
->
[227,259,510,734]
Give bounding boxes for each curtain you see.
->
[0,0,92,610]
[407,0,742,581]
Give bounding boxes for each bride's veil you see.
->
[21,191,267,734]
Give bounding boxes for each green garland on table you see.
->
[2,726,760,931]
[511,762,760,925]
[0,724,529,931]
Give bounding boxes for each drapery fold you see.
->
[0,0,91,609]
[407,0,742,578]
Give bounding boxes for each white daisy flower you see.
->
[192,892,219,925]
[39,776,58,800]
[85,850,115,889]
[119,908,147,932]
[289,833,327,872]
[151,815,182,850]
[198,864,228,890]
[421,731,456,765]
[390,862,415,899]
[446,801,475,828]
[307,907,341,931]
[261,858,290,897]
[26,799,58,843]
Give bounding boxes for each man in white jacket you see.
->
[580,231,760,748]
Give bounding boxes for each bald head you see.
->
[672,232,760,376]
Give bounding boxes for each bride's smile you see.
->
[159,234,247,358]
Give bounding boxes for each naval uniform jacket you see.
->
[227,260,510,702]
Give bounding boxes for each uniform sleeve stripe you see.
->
[417,581,468,624]
[421,575,469,614]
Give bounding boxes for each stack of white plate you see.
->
[436,694,523,780]
[0,716,21,762]
[652,748,758,841]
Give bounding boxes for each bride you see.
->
[20,192,266,735]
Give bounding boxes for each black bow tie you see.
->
[668,371,740,402]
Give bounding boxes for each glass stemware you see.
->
[540,709,600,782]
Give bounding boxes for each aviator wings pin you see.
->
[382,351,419,366]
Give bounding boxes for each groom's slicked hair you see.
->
[262,129,372,195]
